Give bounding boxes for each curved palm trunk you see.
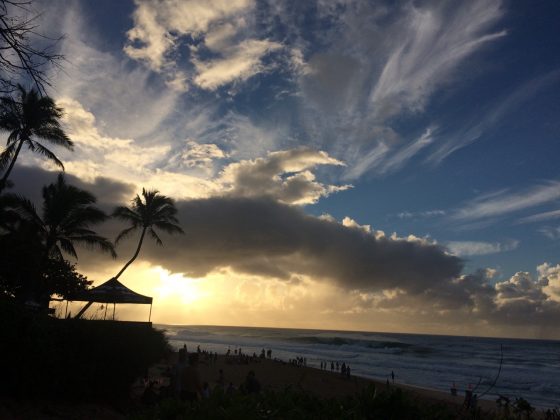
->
[114,227,146,279]
[0,138,24,193]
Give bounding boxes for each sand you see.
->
[143,353,518,417]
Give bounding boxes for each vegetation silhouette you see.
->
[7,173,115,259]
[0,0,64,95]
[1,174,114,303]
[113,188,184,279]
[0,85,72,192]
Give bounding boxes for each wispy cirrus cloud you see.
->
[446,239,519,257]
[518,209,560,224]
[369,1,506,121]
[426,70,560,165]
[296,0,507,179]
[450,181,560,222]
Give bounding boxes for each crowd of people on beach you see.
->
[140,344,359,405]
[319,360,352,378]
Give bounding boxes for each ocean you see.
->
[159,325,560,409]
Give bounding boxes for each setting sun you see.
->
[152,267,208,305]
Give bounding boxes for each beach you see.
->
[163,325,560,409]
[139,352,511,417]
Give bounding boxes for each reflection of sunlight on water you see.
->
[152,267,207,305]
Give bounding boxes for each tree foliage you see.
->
[0,85,72,191]
[0,0,63,95]
[113,188,183,279]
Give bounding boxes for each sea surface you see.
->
[159,325,560,408]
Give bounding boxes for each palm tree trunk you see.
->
[0,138,24,193]
[114,227,146,279]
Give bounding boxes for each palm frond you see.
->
[70,235,117,259]
[58,237,78,259]
[153,220,184,235]
[148,227,163,246]
[115,225,139,244]
[0,141,17,171]
[30,140,64,169]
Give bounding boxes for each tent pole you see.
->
[112,302,115,320]
[148,303,152,322]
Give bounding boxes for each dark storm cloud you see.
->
[136,196,464,293]
[9,166,135,211]
[8,166,462,294]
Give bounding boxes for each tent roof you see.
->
[70,278,152,304]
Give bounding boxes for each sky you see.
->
[7,0,560,339]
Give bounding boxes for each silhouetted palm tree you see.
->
[7,173,115,259]
[0,85,72,192]
[113,189,183,279]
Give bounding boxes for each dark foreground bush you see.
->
[0,298,169,401]
[131,386,459,420]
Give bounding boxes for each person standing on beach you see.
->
[331,361,334,371]
[391,370,395,383]
[182,354,202,401]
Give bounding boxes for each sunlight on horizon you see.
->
[152,267,209,305]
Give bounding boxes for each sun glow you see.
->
[152,267,208,305]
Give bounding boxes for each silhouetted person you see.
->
[181,353,202,401]
[216,369,225,388]
[331,361,334,371]
[391,370,395,383]
[451,382,458,396]
[171,349,187,399]
[267,349,272,358]
[226,382,235,395]
[202,382,210,399]
[244,370,261,394]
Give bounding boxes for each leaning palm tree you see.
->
[113,189,183,279]
[0,85,72,192]
[6,173,116,260]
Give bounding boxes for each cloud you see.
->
[446,239,519,257]
[538,226,560,241]
[538,263,560,302]
[218,148,350,205]
[125,0,254,70]
[295,0,507,179]
[397,209,446,219]
[8,166,135,213]
[55,97,217,200]
[369,1,505,120]
[48,4,179,140]
[518,209,560,224]
[450,181,560,222]
[164,140,227,174]
[495,271,548,304]
[9,166,560,337]
[426,70,560,165]
[124,0,283,91]
[374,127,435,175]
[110,197,464,295]
[193,39,282,90]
